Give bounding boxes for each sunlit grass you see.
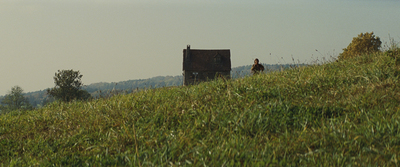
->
[1,50,400,166]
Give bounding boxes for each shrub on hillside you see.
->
[47,69,91,102]
[384,39,400,57]
[338,32,382,60]
[385,48,400,57]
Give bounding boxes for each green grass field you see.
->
[1,50,400,166]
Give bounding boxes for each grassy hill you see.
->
[1,50,400,166]
[14,64,297,107]
[17,75,184,107]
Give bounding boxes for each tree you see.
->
[47,69,91,102]
[338,32,382,60]
[1,86,32,111]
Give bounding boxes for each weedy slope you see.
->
[1,51,400,166]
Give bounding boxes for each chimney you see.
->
[186,45,190,61]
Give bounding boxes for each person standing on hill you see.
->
[251,58,264,75]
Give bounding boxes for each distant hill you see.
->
[84,75,183,98]
[20,75,184,107]
[1,64,305,107]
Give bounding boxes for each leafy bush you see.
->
[338,32,382,60]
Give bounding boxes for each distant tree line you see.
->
[0,86,32,114]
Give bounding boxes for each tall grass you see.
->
[1,50,400,166]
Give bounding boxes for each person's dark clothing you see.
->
[251,64,264,75]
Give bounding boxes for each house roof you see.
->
[183,49,231,71]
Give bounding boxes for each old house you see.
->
[182,45,231,85]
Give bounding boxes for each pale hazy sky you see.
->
[1,0,400,95]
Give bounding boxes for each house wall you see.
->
[183,71,230,86]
